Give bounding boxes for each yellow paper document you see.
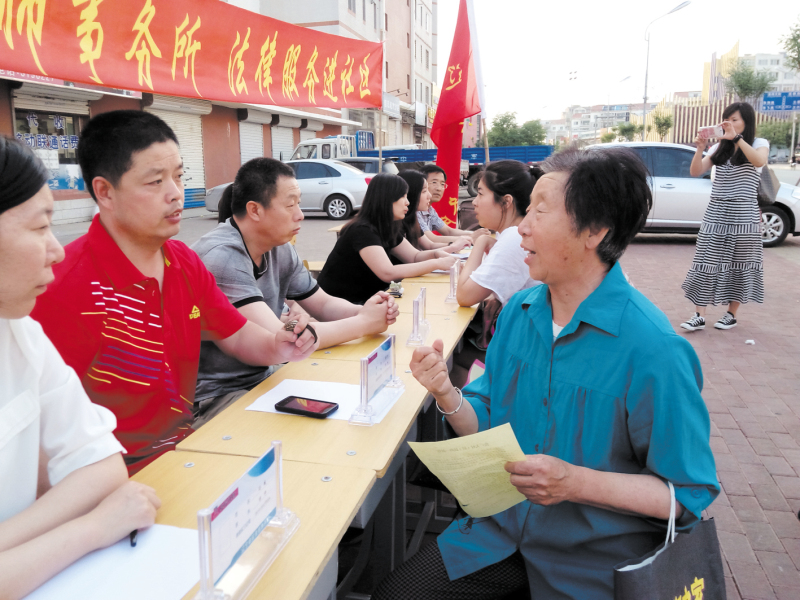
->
[409,423,527,518]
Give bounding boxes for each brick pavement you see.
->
[620,234,800,600]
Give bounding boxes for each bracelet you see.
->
[436,387,464,415]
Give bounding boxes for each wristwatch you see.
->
[732,134,743,144]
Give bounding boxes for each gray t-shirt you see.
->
[191,219,319,401]
[416,206,446,233]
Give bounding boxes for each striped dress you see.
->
[682,139,767,306]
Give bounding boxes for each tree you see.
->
[519,119,546,146]
[487,112,522,147]
[758,120,794,148]
[653,113,674,142]
[782,18,800,72]
[600,132,616,143]
[724,59,775,102]
[616,122,638,142]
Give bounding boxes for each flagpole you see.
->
[466,0,489,165]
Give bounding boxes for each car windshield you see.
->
[291,145,318,160]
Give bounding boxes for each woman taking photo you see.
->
[317,174,457,304]
[456,160,539,308]
[681,102,769,332]
[397,169,470,253]
[0,137,160,599]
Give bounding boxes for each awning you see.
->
[214,101,362,127]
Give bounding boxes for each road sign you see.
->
[762,91,800,111]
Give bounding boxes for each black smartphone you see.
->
[275,396,339,419]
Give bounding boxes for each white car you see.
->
[204,159,371,220]
[604,142,800,247]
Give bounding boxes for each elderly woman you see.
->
[375,147,719,599]
[0,137,160,599]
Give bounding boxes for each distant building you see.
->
[740,52,800,92]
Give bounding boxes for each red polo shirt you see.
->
[32,215,247,473]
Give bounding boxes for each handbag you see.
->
[467,296,503,351]
[614,482,726,600]
[757,165,780,206]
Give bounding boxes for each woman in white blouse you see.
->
[456,160,540,307]
[0,137,161,599]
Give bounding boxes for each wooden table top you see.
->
[177,361,430,478]
[132,450,375,600]
[394,280,477,316]
[309,311,474,365]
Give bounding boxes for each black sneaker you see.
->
[681,313,705,331]
[714,312,737,330]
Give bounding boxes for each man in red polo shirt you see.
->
[32,111,318,473]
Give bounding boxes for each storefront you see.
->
[144,95,211,207]
[271,115,301,161]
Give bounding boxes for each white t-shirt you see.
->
[0,317,124,523]
[469,226,539,305]
[708,137,769,173]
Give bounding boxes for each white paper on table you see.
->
[24,524,199,600]
[246,379,396,423]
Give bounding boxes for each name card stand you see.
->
[406,287,431,346]
[349,334,405,426]
[444,261,460,304]
[195,441,299,600]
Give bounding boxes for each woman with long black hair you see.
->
[681,102,769,331]
[317,174,457,304]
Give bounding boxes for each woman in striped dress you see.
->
[681,102,769,332]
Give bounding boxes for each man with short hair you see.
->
[32,111,318,473]
[375,147,718,599]
[192,157,399,421]
[419,164,488,244]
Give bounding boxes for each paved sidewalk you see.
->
[621,234,800,600]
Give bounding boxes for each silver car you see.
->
[204,159,370,220]
[286,159,370,220]
[604,142,800,247]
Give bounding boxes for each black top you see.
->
[317,221,402,304]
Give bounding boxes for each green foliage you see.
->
[600,132,617,143]
[758,120,794,148]
[519,119,547,146]
[782,18,800,72]
[724,59,775,101]
[487,111,546,146]
[653,114,674,141]
[616,122,638,142]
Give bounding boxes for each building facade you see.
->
[740,52,800,93]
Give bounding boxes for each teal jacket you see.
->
[438,262,719,599]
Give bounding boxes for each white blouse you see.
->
[469,226,540,305]
[0,317,124,523]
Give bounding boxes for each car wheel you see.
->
[467,172,480,197]
[324,195,352,220]
[761,206,790,247]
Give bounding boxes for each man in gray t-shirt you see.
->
[192,219,320,403]
[191,159,398,423]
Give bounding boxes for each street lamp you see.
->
[642,1,690,137]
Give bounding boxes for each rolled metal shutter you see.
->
[300,130,317,142]
[388,120,398,146]
[239,122,264,165]
[146,109,206,207]
[271,126,295,161]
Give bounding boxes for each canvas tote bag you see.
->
[614,482,726,600]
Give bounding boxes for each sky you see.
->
[435,0,800,124]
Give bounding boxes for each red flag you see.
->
[430,0,481,227]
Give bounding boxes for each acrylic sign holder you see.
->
[195,441,299,600]
[406,287,431,346]
[444,261,459,303]
[349,334,405,426]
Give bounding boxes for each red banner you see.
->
[430,0,480,226]
[0,0,383,108]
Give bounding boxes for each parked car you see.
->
[602,142,800,247]
[337,157,400,175]
[204,159,370,220]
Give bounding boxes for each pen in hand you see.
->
[129,530,138,547]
